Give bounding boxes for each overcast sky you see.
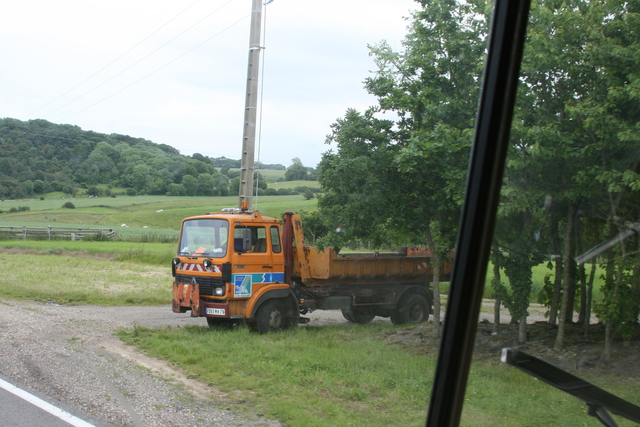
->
[0,0,418,168]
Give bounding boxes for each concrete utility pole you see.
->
[238,0,264,210]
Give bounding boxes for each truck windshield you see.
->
[178,219,229,258]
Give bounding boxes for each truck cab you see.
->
[172,209,299,332]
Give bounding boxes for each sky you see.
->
[0,0,418,168]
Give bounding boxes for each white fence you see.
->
[0,226,116,241]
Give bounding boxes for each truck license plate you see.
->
[206,308,225,316]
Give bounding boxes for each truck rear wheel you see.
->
[341,307,375,324]
[254,299,287,334]
[391,294,429,325]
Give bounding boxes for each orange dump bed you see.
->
[292,247,452,286]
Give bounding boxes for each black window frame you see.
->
[425,1,532,425]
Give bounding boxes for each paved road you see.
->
[0,374,112,427]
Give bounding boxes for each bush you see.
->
[86,186,100,197]
[62,201,76,209]
[18,206,30,212]
[294,185,322,194]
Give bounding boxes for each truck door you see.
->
[231,224,281,298]
[269,225,284,278]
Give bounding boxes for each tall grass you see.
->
[0,240,175,266]
[0,253,171,305]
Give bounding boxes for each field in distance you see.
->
[0,194,318,236]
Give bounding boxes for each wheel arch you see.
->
[248,288,299,324]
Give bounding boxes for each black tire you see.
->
[390,293,429,325]
[341,307,376,324]
[254,299,287,334]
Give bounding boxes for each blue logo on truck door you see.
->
[232,272,285,298]
[234,275,252,298]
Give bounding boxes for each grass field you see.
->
[0,252,171,305]
[117,324,638,427]
[254,168,286,182]
[0,194,318,233]
[267,179,321,190]
[0,226,628,426]
[0,194,625,425]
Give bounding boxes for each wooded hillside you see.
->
[0,118,300,199]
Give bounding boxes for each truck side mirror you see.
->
[221,262,232,282]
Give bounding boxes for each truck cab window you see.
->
[178,219,228,258]
[234,225,267,253]
[270,226,281,254]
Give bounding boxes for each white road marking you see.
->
[0,377,96,427]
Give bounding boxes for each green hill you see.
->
[0,118,311,200]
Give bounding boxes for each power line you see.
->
[21,0,204,120]
[59,13,249,122]
[254,1,273,209]
[29,0,241,121]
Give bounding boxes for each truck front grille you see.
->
[175,275,224,295]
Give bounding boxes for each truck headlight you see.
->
[214,287,225,296]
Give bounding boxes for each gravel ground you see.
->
[0,299,284,427]
[0,298,552,427]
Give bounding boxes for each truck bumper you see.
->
[172,282,231,319]
[201,302,231,318]
[172,282,200,316]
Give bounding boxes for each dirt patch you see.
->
[101,338,229,403]
[382,319,640,379]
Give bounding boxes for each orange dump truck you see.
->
[172,209,452,333]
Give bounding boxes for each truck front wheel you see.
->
[254,299,287,334]
[391,294,429,325]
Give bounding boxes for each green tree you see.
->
[196,173,215,196]
[86,185,100,197]
[214,173,230,196]
[126,164,152,192]
[284,158,309,181]
[254,172,267,192]
[167,183,186,196]
[318,108,401,249]
[345,0,488,333]
[562,0,640,359]
[32,180,47,194]
[181,175,197,196]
